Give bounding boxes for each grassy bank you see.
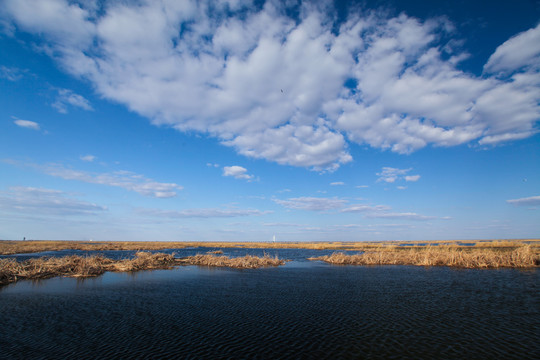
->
[1,239,539,255]
[0,252,177,286]
[0,252,287,286]
[309,245,539,268]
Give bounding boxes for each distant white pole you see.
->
[273,235,276,243]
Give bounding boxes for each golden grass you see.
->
[2,239,539,255]
[0,252,177,286]
[309,245,539,268]
[0,251,287,286]
[180,253,285,269]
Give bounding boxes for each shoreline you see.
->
[1,239,539,256]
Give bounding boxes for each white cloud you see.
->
[2,1,539,169]
[365,212,437,220]
[356,185,369,188]
[52,88,93,114]
[484,23,540,74]
[80,154,96,162]
[273,196,348,211]
[263,222,304,227]
[14,119,40,130]
[341,204,391,213]
[42,165,182,198]
[506,195,540,207]
[223,165,254,180]
[405,174,420,182]
[376,167,411,183]
[330,181,345,186]
[9,160,182,198]
[0,186,106,215]
[377,167,420,183]
[0,65,26,81]
[137,207,268,218]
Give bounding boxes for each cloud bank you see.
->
[506,195,540,207]
[0,186,106,215]
[5,160,183,198]
[2,0,539,170]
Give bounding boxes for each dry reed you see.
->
[180,253,285,269]
[206,250,224,254]
[2,239,539,255]
[309,245,539,268]
[0,252,177,286]
[0,251,287,286]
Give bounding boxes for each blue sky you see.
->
[0,0,539,242]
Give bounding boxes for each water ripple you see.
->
[0,263,538,359]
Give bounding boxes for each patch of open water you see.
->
[0,249,538,359]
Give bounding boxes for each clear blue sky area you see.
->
[1,0,539,241]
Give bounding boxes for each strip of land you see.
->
[0,251,286,287]
[1,239,539,255]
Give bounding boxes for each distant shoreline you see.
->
[1,238,539,255]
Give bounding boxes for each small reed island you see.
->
[0,251,285,287]
[308,244,538,268]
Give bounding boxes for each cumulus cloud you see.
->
[484,24,540,74]
[0,186,106,215]
[506,195,540,207]
[2,0,539,169]
[223,165,254,180]
[52,88,93,113]
[14,119,40,130]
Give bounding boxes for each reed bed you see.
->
[180,253,285,269]
[0,252,177,286]
[2,239,539,255]
[309,245,539,268]
[0,252,287,286]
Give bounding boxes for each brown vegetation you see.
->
[2,239,539,255]
[309,245,539,268]
[0,252,177,286]
[0,252,287,286]
[180,253,285,269]
[206,250,224,254]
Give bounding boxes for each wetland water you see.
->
[0,248,538,359]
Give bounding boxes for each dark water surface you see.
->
[0,248,538,359]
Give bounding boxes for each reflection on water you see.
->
[0,249,538,359]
